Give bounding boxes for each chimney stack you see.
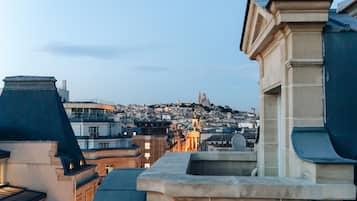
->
[62,80,67,90]
[3,76,57,91]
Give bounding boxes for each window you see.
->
[69,162,74,170]
[99,142,109,149]
[144,163,150,168]
[105,165,114,175]
[89,126,99,137]
[144,152,150,159]
[145,142,150,150]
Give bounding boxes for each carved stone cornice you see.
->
[285,58,323,69]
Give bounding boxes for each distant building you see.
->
[99,1,357,201]
[238,121,255,129]
[64,101,141,178]
[198,91,211,107]
[0,76,98,201]
[132,121,171,168]
[57,80,69,102]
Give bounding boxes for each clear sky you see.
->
[0,0,344,110]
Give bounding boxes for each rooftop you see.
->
[0,76,85,174]
[137,152,355,200]
[94,169,146,201]
[0,185,46,201]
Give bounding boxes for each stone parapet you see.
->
[137,152,356,200]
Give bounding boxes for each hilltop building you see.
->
[198,91,211,107]
[0,76,99,201]
[135,1,357,201]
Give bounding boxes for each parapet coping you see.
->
[137,152,356,200]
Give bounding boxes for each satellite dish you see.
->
[232,134,246,151]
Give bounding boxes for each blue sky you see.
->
[0,0,344,110]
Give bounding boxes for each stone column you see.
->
[284,24,325,177]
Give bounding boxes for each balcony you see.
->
[137,152,356,201]
[68,114,114,122]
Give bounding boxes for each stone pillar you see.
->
[284,25,325,177]
[260,94,279,176]
[241,0,331,177]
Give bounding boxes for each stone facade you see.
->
[0,141,98,201]
[136,1,357,201]
[132,135,168,168]
[83,147,141,177]
[241,0,333,178]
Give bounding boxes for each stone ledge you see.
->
[137,152,356,200]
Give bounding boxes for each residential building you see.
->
[64,101,141,178]
[134,1,357,201]
[132,121,170,168]
[0,76,99,201]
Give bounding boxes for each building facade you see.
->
[0,76,99,201]
[64,102,141,178]
[133,1,357,201]
[132,121,170,168]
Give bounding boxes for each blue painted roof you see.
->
[0,76,85,174]
[325,10,357,32]
[323,13,357,162]
[292,127,357,164]
[94,169,146,201]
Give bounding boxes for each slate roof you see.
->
[94,169,146,201]
[0,76,85,174]
[206,134,234,142]
[0,185,46,201]
[0,149,10,159]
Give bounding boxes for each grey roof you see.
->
[94,168,146,201]
[0,76,85,174]
[206,134,233,142]
[291,127,357,164]
[325,10,357,32]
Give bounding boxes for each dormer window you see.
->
[69,162,74,170]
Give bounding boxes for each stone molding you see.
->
[285,59,324,69]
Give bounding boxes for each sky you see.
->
[0,0,344,110]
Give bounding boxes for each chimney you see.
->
[3,76,57,91]
[62,80,67,90]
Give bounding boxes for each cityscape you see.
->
[0,0,356,201]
